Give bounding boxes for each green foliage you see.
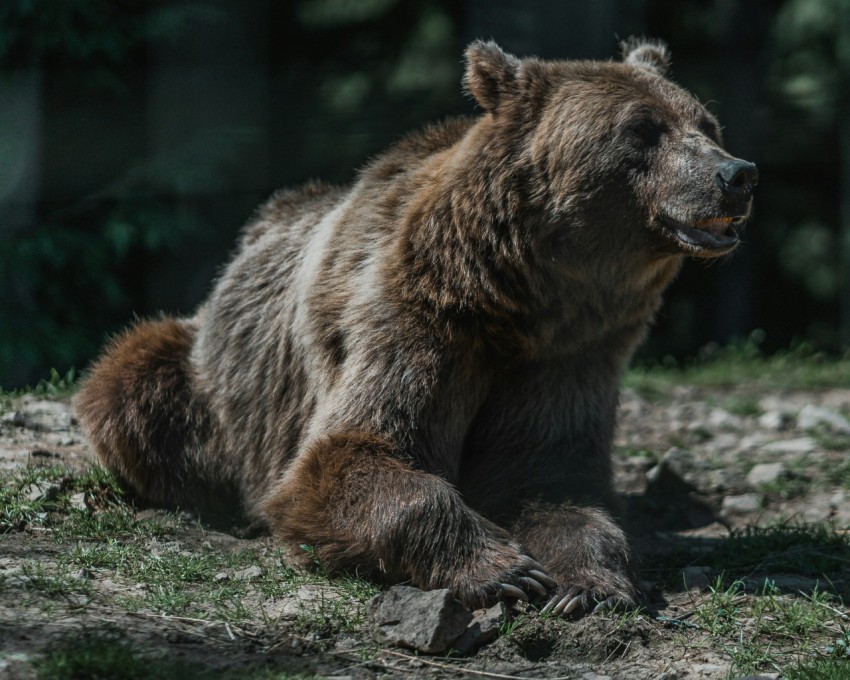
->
[627,334,850,391]
[785,659,850,680]
[0,1,221,82]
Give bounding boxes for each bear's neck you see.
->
[394,121,544,318]
[388,118,685,363]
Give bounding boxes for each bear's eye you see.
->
[698,118,722,143]
[624,118,665,147]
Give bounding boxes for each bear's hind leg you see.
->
[76,318,227,515]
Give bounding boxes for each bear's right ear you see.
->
[621,37,671,76]
[464,40,521,114]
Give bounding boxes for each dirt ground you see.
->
[1,383,849,679]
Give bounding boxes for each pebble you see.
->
[681,566,712,591]
[797,404,850,434]
[721,493,762,513]
[22,482,60,503]
[68,492,87,511]
[757,411,790,431]
[233,565,263,581]
[745,462,788,487]
[763,437,817,455]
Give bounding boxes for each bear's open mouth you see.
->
[659,214,745,251]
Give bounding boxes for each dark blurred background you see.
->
[1,0,849,387]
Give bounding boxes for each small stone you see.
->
[734,674,779,680]
[707,408,742,429]
[22,482,60,503]
[581,673,613,680]
[745,462,788,487]
[213,572,229,582]
[68,492,87,511]
[830,490,846,507]
[452,601,506,654]
[681,566,712,591]
[721,493,762,513]
[73,568,93,580]
[370,585,472,654]
[705,468,743,493]
[758,411,789,431]
[739,432,773,450]
[798,404,850,434]
[233,565,263,581]
[763,437,817,455]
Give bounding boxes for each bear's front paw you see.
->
[541,577,640,618]
[451,540,557,609]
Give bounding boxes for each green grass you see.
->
[785,659,850,680]
[33,629,313,680]
[1,464,377,622]
[626,338,850,393]
[703,523,850,577]
[0,367,78,408]
[690,577,849,675]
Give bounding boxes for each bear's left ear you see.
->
[621,37,670,76]
[464,40,521,114]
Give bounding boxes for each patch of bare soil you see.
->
[1,387,849,679]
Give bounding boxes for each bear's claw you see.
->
[542,587,635,617]
[500,583,528,601]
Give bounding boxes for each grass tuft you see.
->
[627,337,850,392]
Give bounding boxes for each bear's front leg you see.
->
[514,503,640,617]
[263,432,555,608]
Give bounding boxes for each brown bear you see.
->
[76,38,757,616]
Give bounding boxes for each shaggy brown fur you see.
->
[77,39,756,614]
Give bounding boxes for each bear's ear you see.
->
[464,40,521,113]
[621,37,670,76]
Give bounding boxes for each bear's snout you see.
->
[715,158,758,198]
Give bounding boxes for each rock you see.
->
[798,404,850,434]
[369,585,472,654]
[22,482,60,503]
[757,411,790,431]
[68,492,87,511]
[233,565,263,581]
[452,601,506,654]
[733,674,779,680]
[213,572,229,582]
[705,468,743,493]
[681,566,712,591]
[268,584,343,621]
[763,437,817,455]
[707,408,742,429]
[739,433,773,450]
[691,663,729,677]
[581,673,614,680]
[721,493,762,514]
[745,462,788,487]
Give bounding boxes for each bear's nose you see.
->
[715,159,758,195]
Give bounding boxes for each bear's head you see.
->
[463,38,757,262]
